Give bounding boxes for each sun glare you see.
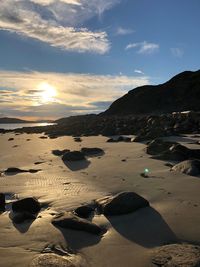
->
[38,82,57,103]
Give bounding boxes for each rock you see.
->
[8,138,14,141]
[96,191,149,215]
[81,147,104,156]
[52,212,103,235]
[4,167,28,174]
[152,243,200,267]
[74,205,94,218]
[12,212,36,224]
[30,253,77,267]
[106,136,129,142]
[0,193,5,212]
[74,137,82,142]
[146,139,177,155]
[172,160,200,176]
[4,167,40,174]
[52,149,70,156]
[153,143,190,161]
[12,197,41,214]
[62,151,86,161]
[39,136,48,139]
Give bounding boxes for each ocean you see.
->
[0,122,55,130]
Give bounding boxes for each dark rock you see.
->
[12,197,41,214]
[52,212,103,235]
[52,149,70,156]
[172,160,200,176]
[8,138,14,141]
[96,191,149,215]
[62,151,86,161]
[4,167,28,174]
[30,253,77,267]
[153,143,190,161]
[74,137,82,142]
[152,243,200,267]
[146,139,177,155]
[81,147,104,156]
[74,205,94,218]
[39,136,48,139]
[0,193,5,212]
[12,212,36,224]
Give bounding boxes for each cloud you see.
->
[0,70,149,119]
[171,47,184,58]
[116,26,134,35]
[134,69,144,75]
[0,0,120,54]
[126,41,159,54]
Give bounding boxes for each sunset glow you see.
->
[38,82,57,103]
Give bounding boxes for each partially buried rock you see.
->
[81,147,104,156]
[96,191,149,215]
[8,138,14,141]
[52,149,70,156]
[4,167,28,174]
[52,212,103,235]
[74,204,94,218]
[62,151,85,161]
[74,137,82,142]
[172,160,200,176]
[12,197,41,214]
[30,253,77,267]
[12,212,36,224]
[0,193,5,212]
[152,243,200,267]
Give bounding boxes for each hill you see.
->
[0,117,33,124]
[104,70,200,115]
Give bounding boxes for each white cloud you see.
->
[116,26,134,35]
[0,0,120,53]
[171,47,184,58]
[0,70,150,119]
[134,69,144,75]
[126,41,159,54]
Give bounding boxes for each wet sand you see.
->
[1,133,200,267]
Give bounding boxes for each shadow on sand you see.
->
[106,206,177,248]
[63,160,90,171]
[53,226,102,251]
[9,211,37,233]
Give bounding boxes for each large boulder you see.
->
[12,197,41,214]
[52,212,103,235]
[30,253,77,267]
[62,151,86,161]
[96,191,149,215]
[153,143,190,161]
[152,243,200,267]
[146,139,177,155]
[0,193,5,212]
[172,160,200,176]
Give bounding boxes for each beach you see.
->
[1,132,200,266]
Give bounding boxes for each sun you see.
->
[38,82,57,103]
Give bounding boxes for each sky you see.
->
[0,0,199,120]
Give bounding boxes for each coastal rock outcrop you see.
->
[172,160,200,176]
